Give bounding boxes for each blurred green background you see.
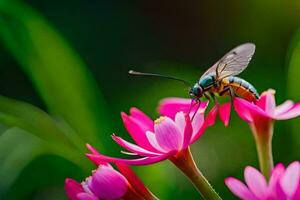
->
[0,0,300,199]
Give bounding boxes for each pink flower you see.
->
[158,97,231,126]
[234,89,300,127]
[65,148,155,200]
[225,161,300,200]
[86,106,213,166]
[233,89,300,178]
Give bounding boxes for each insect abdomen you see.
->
[223,76,259,102]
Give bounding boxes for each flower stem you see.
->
[170,148,222,200]
[251,121,274,180]
[123,187,145,200]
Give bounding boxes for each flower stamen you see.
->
[154,116,166,125]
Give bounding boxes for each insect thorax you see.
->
[198,75,216,89]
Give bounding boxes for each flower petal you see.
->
[268,163,285,199]
[86,144,100,155]
[190,112,207,144]
[274,100,294,116]
[145,131,167,153]
[65,178,84,200]
[115,163,152,199]
[225,177,258,200]
[121,112,156,152]
[181,113,193,149]
[256,89,276,115]
[280,161,300,198]
[274,102,300,120]
[88,165,128,200]
[205,105,218,127]
[191,111,205,138]
[154,117,183,151]
[77,193,99,200]
[158,97,192,119]
[130,107,154,129]
[158,97,208,119]
[86,151,176,166]
[244,166,268,199]
[234,97,270,123]
[175,111,186,134]
[112,135,161,156]
[219,102,231,126]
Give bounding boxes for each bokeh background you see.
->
[1,0,300,199]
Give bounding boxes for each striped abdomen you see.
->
[222,76,259,102]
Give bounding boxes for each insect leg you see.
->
[209,92,219,106]
[191,99,201,121]
[204,93,211,101]
[219,87,230,96]
[229,86,236,101]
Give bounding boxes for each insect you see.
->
[129,43,259,104]
[189,43,259,103]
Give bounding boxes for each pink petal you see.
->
[85,144,111,166]
[225,177,258,200]
[145,131,167,153]
[274,100,294,116]
[219,102,231,126]
[244,166,268,199]
[256,89,276,115]
[154,117,183,151]
[292,184,300,200]
[190,112,207,144]
[234,98,254,122]
[181,113,193,149]
[115,163,151,198]
[65,178,84,200]
[268,163,285,199]
[191,111,205,139]
[275,102,300,120]
[234,98,270,123]
[130,107,154,129]
[86,151,176,166]
[205,105,218,127]
[121,112,156,152]
[280,161,300,197]
[112,135,161,156]
[86,144,100,155]
[88,165,128,200]
[158,97,192,119]
[77,193,99,200]
[158,97,208,119]
[175,111,186,134]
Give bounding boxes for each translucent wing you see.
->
[200,43,256,80]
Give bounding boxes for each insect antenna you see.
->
[129,70,191,87]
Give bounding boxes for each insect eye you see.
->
[196,86,203,94]
[192,85,202,95]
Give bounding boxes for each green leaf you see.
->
[287,27,300,155]
[0,95,92,170]
[0,128,45,196]
[0,127,91,198]
[0,95,77,145]
[0,0,110,147]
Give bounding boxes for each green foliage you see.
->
[0,128,44,196]
[0,0,109,146]
[0,0,109,197]
[287,27,300,155]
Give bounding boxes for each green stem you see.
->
[251,121,274,180]
[170,148,222,200]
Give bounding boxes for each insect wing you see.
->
[200,43,255,79]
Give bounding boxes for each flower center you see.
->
[155,116,166,124]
